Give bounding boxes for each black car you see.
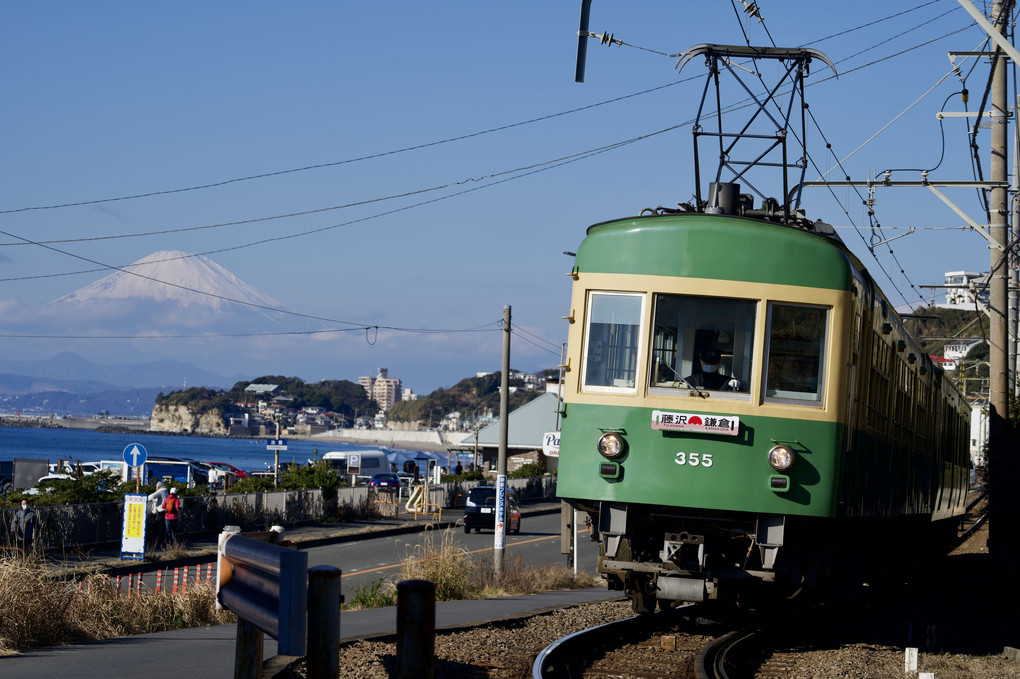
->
[463,485,521,534]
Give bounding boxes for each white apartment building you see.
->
[358,367,402,412]
[939,271,989,309]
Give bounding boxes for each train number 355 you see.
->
[674,452,713,468]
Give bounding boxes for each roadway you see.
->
[1,501,616,678]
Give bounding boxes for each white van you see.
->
[322,450,389,484]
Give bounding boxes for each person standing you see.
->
[147,481,169,548]
[161,488,182,546]
[10,499,38,555]
[208,467,221,492]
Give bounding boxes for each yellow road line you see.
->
[340,528,591,579]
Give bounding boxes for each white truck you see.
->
[321,450,389,484]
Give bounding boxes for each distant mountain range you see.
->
[0,352,245,418]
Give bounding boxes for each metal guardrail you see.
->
[216,528,308,658]
[215,526,344,679]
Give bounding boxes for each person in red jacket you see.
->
[161,488,182,545]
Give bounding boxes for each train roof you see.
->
[577,210,861,292]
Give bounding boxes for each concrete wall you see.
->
[312,428,470,451]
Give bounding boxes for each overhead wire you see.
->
[0,124,682,284]
[509,328,563,356]
[0,3,956,220]
[5,18,972,286]
[0,82,685,216]
[0,126,681,250]
[2,3,990,339]
[0,225,507,337]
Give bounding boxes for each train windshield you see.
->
[649,294,755,398]
[763,303,828,404]
[583,292,644,390]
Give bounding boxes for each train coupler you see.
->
[660,532,706,570]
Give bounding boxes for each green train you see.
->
[556,42,971,612]
[556,200,971,612]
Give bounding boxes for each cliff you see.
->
[149,404,228,435]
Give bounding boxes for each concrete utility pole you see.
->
[494,306,510,578]
[986,0,1012,570]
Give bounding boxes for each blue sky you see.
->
[0,2,1005,393]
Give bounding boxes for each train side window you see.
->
[764,303,828,404]
[582,292,644,391]
[648,294,756,397]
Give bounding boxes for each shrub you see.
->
[229,476,276,493]
[508,463,542,479]
[344,577,396,610]
[280,456,344,491]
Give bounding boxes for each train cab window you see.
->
[764,303,828,404]
[648,294,756,399]
[583,292,644,391]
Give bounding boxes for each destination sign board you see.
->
[650,410,740,436]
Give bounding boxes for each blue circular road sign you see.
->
[123,443,148,468]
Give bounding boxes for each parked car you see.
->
[205,461,249,478]
[368,472,401,489]
[463,486,521,534]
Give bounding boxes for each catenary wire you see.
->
[0,125,681,284]
[3,19,971,282]
[0,3,965,221]
[0,82,684,216]
[0,127,682,249]
[2,7,985,327]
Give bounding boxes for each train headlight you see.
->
[597,432,626,459]
[767,444,795,471]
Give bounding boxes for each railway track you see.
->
[532,604,745,679]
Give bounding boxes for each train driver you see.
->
[684,347,741,390]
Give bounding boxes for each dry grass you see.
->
[396,526,603,603]
[399,526,476,601]
[0,554,234,653]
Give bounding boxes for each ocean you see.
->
[0,426,389,473]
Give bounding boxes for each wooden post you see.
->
[396,580,435,679]
[235,618,264,679]
[306,566,342,679]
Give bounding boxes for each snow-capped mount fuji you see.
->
[43,250,290,330]
[51,250,283,311]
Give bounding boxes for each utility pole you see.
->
[986,0,1013,574]
[1011,93,1019,393]
[494,305,510,578]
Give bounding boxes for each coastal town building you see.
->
[938,270,989,309]
[358,368,402,412]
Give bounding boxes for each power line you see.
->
[0,324,503,341]
[0,226,506,337]
[0,125,682,284]
[3,4,963,222]
[0,82,683,216]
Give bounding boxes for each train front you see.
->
[556,209,859,612]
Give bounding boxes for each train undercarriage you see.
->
[576,500,953,614]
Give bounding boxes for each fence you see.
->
[0,476,557,553]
